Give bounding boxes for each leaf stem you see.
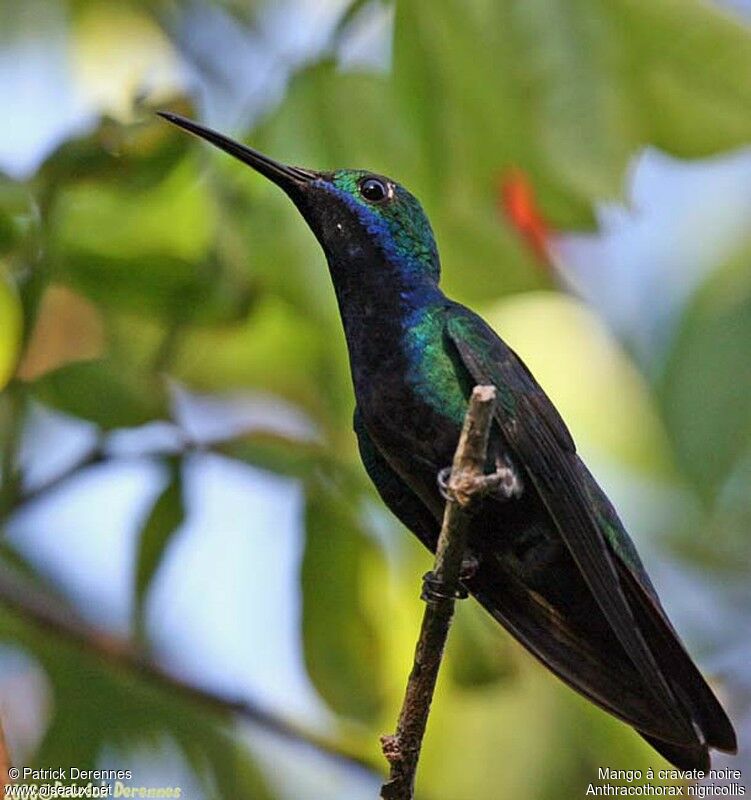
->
[0,383,27,521]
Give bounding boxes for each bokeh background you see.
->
[1,0,750,798]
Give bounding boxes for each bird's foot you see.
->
[481,455,524,501]
[436,457,522,508]
[437,466,484,507]
[421,570,469,602]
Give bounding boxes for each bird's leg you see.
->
[421,553,478,602]
[421,570,469,601]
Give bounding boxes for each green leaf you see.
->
[52,159,214,261]
[394,0,751,218]
[0,173,32,255]
[660,266,751,500]
[667,448,751,574]
[134,461,186,635]
[223,433,331,479]
[504,0,637,201]
[611,0,751,158]
[301,477,384,723]
[172,295,337,418]
[57,248,254,325]
[221,432,368,495]
[47,156,242,325]
[0,266,22,389]
[448,602,516,689]
[32,358,167,429]
[39,108,191,193]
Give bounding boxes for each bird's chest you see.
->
[352,319,468,469]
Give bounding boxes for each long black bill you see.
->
[157,111,318,193]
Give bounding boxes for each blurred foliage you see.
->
[661,261,751,503]
[0,268,21,390]
[1,0,750,798]
[302,476,385,724]
[0,602,274,799]
[34,358,168,429]
[133,458,185,636]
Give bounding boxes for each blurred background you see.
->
[1,0,750,797]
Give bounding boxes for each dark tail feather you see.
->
[638,731,710,772]
[466,559,703,748]
[619,565,737,754]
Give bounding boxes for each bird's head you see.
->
[159,113,441,289]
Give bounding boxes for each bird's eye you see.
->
[359,177,390,203]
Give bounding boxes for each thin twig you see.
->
[3,444,106,519]
[380,385,498,800]
[3,435,202,523]
[0,561,380,777]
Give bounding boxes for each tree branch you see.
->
[0,561,380,777]
[380,385,498,800]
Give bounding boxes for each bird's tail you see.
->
[466,554,736,771]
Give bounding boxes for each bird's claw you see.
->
[421,570,469,602]
[437,466,453,501]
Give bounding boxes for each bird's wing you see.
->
[580,462,737,753]
[355,395,731,763]
[356,399,707,755]
[466,554,712,766]
[445,308,698,743]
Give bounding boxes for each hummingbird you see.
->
[159,111,737,771]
